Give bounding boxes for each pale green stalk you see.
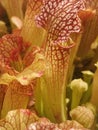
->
[0,0,24,28]
[81,71,94,103]
[70,79,88,109]
[91,63,98,111]
[67,33,82,83]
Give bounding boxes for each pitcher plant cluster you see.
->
[0,0,98,130]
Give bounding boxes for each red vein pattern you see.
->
[0,34,23,74]
[27,0,43,14]
[28,118,88,130]
[35,0,86,121]
[22,0,43,31]
[45,43,70,83]
[0,109,38,130]
[43,42,70,122]
[28,123,59,130]
[41,0,85,90]
[36,0,85,45]
[23,46,41,67]
[1,81,33,118]
[10,80,33,96]
[21,0,43,44]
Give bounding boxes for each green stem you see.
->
[71,89,83,109]
[81,71,94,103]
[70,79,88,109]
[42,77,67,123]
[35,77,56,122]
[67,34,82,83]
[35,78,44,117]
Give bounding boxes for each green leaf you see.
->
[0,109,39,130]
